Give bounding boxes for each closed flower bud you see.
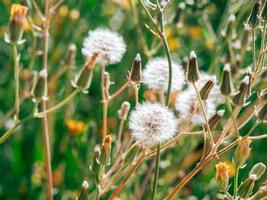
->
[100,135,112,166]
[261,0,267,21]
[238,174,257,198]
[186,51,200,83]
[200,76,216,100]
[77,180,89,200]
[64,44,76,66]
[215,162,230,192]
[220,64,234,96]
[173,2,186,25]
[232,76,250,106]
[130,53,142,84]
[251,185,267,200]
[221,14,236,38]
[234,138,252,168]
[72,52,99,93]
[241,26,252,51]
[206,110,225,131]
[122,144,140,164]
[118,101,130,120]
[258,103,267,122]
[247,0,260,28]
[31,69,48,103]
[7,4,28,44]
[249,162,266,180]
[89,145,101,175]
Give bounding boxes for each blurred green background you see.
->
[0,0,267,199]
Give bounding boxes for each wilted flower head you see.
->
[143,57,184,92]
[129,102,176,146]
[82,28,126,65]
[175,74,219,124]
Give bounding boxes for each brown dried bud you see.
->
[215,162,230,192]
[247,0,260,28]
[221,14,236,38]
[241,26,252,51]
[186,51,200,83]
[130,53,142,84]
[31,69,48,103]
[200,76,216,100]
[77,180,89,200]
[206,110,225,131]
[220,63,233,96]
[232,76,250,106]
[234,138,252,168]
[118,101,130,120]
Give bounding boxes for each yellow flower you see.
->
[188,26,202,39]
[66,119,86,135]
[216,162,230,192]
[59,5,69,17]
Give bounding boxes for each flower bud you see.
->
[232,76,250,106]
[247,0,260,28]
[220,63,234,96]
[77,180,89,200]
[221,14,236,38]
[258,103,267,122]
[234,138,252,168]
[72,52,99,93]
[206,110,225,131]
[118,101,130,120]
[99,135,112,166]
[130,53,142,84]
[249,162,266,180]
[173,2,186,25]
[200,76,216,100]
[64,44,76,66]
[89,145,101,175]
[251,185,267,200]
[261,0,267,21]
[7,4,28,44]
[238,174,257,198]
[186,51,200,83]
[31,69,48,102]
[241,26,252,51]
[215,162,230,192]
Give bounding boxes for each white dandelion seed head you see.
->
[143,57,184,92]
[129,102,177,147]
[82,28,126,65]
[175,73,219,124]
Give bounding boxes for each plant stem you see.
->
[151,144,160,200]
[252,28,256,71]
[226,97,239,136]
[13,44,20,121]
[192,83,214,145]
[41,0,53,199]
[109,81,130,101]
[101,65,108,139]
[35,89,79,117]
[234,167,239,200]
[134,83,139,105]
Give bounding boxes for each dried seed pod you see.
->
[238,174,257,198]
[200,76,216,100]
[220,63,234,96]
[31,69,48,103]
[7,4,28,43]
[118,101,130,120]
[72,52,99,93]
[215,162,230,192]
[232,76,250,106]
[249,162,266,180]
[173,2,186,25]
[186,51,200,83]
[241,26,252,51]
[130,53,142,84]
[89,145,101,175]
[234,137,252,168]
[206,109,225,131]
[77,180,89,200]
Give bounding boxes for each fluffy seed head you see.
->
[129,102,176,146]
[143,57,184,92]
[82,28,126,65]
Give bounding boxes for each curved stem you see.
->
[35,89,79,117]
[109,81,130,101]
[226,97,239,136]
[234,167,239,200]
[151,144,160,200]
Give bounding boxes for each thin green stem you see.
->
[246,121,258,137]
[151,144,160,200]
[35,89,79,117]
[192,83,214,145]
[13,44,20,121]
[252,28,257,71]
[234,167,239,200]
